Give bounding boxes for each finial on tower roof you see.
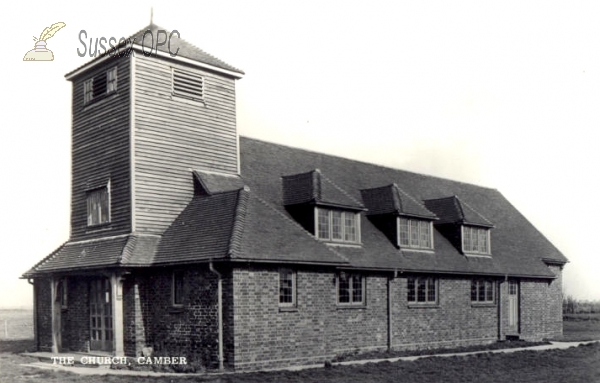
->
[150,7,154,25]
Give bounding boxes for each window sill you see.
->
[169,306,185,314]
[400,248,435,254]
[86,224,112,233]
[278,306,298,313]
[336,304,366,310]
[463,252,492,258]
[171,95,206,107]
[407,303,439,309]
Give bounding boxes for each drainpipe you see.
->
[388,269,398,351]
[209,261,224,371]
[28,278,38,350]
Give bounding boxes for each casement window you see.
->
[462,226,490,254]
[83,79,94,104]
[86,183,110,226]
[398,217,433,249]
[172,67,204,101]
[316,207,360,244]
[337,273,365,306]
[172,271,184,307]
[279,269,297,307]
[471,279,495,303]
[407,276,438,304]
[107,67,118,93]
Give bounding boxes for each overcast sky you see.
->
[1,1,599,307]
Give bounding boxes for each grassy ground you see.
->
[0,310,34,340]
[556,313,600,342]
[1,339,599,383]
[1,311,599,383]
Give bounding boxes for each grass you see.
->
[1,310,599,383]
[0,309,34,340]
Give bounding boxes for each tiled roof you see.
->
[238,137,567,278]
[128,24,244,74]
[24,137,568,279]
[65,23,244,79]
[424,196,493,227]
[193,170,245,196]
[361,184,438,219]
[282,169,364,209]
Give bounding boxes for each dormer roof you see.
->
[281,169,364,210]
[193,169,245,196]
[361,184,437,220]
[424,196,493,227]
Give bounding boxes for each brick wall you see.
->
[61,276,90,352]
[231,267,499,371]
[391,276,497,350]
[35,278,52,352]
[520,265,563,340]
[123,276,146,356]
[134,266,221,369]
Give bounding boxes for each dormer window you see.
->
[316,207,360,244]
[462,226,490,254]
[398,217,433,249]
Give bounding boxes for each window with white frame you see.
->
[86,183,110,226]
[462,226,490,254]
[172,67,204,101]
[398,217,433,249]
[316,207,360,244]
[107,67,118,93]
[471,279,495,303]
[83,79,94,104]
[407,276,437,304]
[279,269,296,307]
[337,273,364,305]
[172,270,184,307]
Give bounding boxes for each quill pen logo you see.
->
[23,22,66,61]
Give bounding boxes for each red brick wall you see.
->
[520,265,563,340]
[132,266,221,369]
[61,276,90,352]
[34,279,52,352]
[231,267,499,371]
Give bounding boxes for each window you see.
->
[462,226,490,254]
[316,207,360,244]
[107,67,118,93]
[337,273,364,306]
[56,278,68,309]
[172,67,204,101]
[83,67,118,104]
[172,271,184,306]
[398,217,433,249]
[471,279,495,303]
[407,276,437,304]
[83,79,93,104]
[86,183,110,226]
[279,269,296,307]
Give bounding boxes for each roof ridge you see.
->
[454,195,466,221]
[240,136,498,191]
[228,186,250,258]
[252,194,350,263]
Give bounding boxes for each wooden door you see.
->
[90,278,113,352]
[508,280,519,334]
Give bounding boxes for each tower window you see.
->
[86,182,110,226]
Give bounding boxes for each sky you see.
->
[1,1,599,308]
